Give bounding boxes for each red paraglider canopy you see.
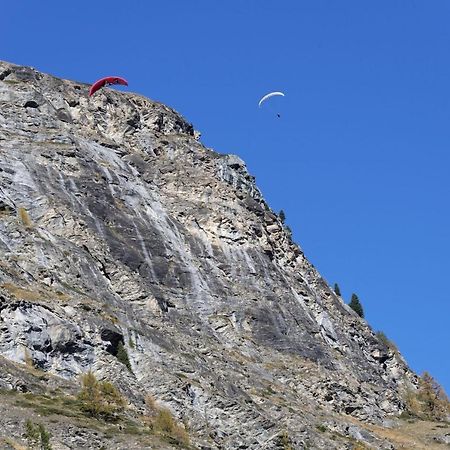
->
[89,76,128,96]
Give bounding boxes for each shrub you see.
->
[375,331,389,347]
[24,348,34,368]
[349,293,364,318]
[144,394,157,411]
[18,207,32,228]
[25,420,52,450]
[116,341,132,372]
[154,408,176,434]
[418,372,450,420]
[375,331,398,352]
[77,371,125,420]
[404,372,450,421]
[153,408,189,446]
[280,430,293,450]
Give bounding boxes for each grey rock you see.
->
[0,60,420,449]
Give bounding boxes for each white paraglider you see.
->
[258,91,285,107]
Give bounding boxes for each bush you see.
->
[280,430,293,450]
[77,371,125,420]
[404,372,450,421]
[116,342,132,372]
[24,348,34,368]
[154,409,176,434]
[152,408,189,446]
[349,293,364,318]
[25,420,52,450]
[418,372,450,420]
[18,207,32,228]
[375,331,398,352]
[144,394,157,411]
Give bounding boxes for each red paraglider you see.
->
[89,76,128,96]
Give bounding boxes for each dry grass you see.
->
[142,396,190,447]
[0,437,27,450]
[144,394,157,411]
[280,430,293,450]
[0,282,70,304]
[18,207,32,228]
[0,283,41,301]
[99,311,119,324]
[153,408,190,446]
[23,349,34,369]
[351,443,369,450]
[346,415,450,450]
[0,389,187,449]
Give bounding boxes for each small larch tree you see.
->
[77,371,125,420]
[349,293,364,318]
[418,372,450,420]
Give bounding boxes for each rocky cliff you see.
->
[0,61,421,449]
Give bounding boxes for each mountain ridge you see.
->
[0,60,443,449]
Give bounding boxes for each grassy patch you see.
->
[18,207,32,228]
[25,419,52,450]
[261,385,276,397]
[0,283,41,301]
[0,437,27,450]
[279,430,293,450]
[153,408,190,447]
[2,384,192,449]
[100,312,119,325]
[14,393,84,419]
[58,280,87,297]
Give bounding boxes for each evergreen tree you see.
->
[333,283,341,296]
[349,293,364,318]
[116,341,132,372]
[279,209,286,223]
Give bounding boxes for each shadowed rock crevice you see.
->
[23,100,39,108]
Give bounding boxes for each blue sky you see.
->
[4,1,449,393]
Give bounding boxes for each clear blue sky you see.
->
[4,1,449,393]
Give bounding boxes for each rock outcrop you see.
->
[0,60,418,449]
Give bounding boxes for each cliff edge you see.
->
[0,61,427,449]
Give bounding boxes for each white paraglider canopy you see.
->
[258,91,285,107]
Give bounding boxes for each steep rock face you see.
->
[0,61,416,449]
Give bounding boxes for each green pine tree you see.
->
[279,209,286,223]
[333,283,341,296]
[349,293,364,318]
